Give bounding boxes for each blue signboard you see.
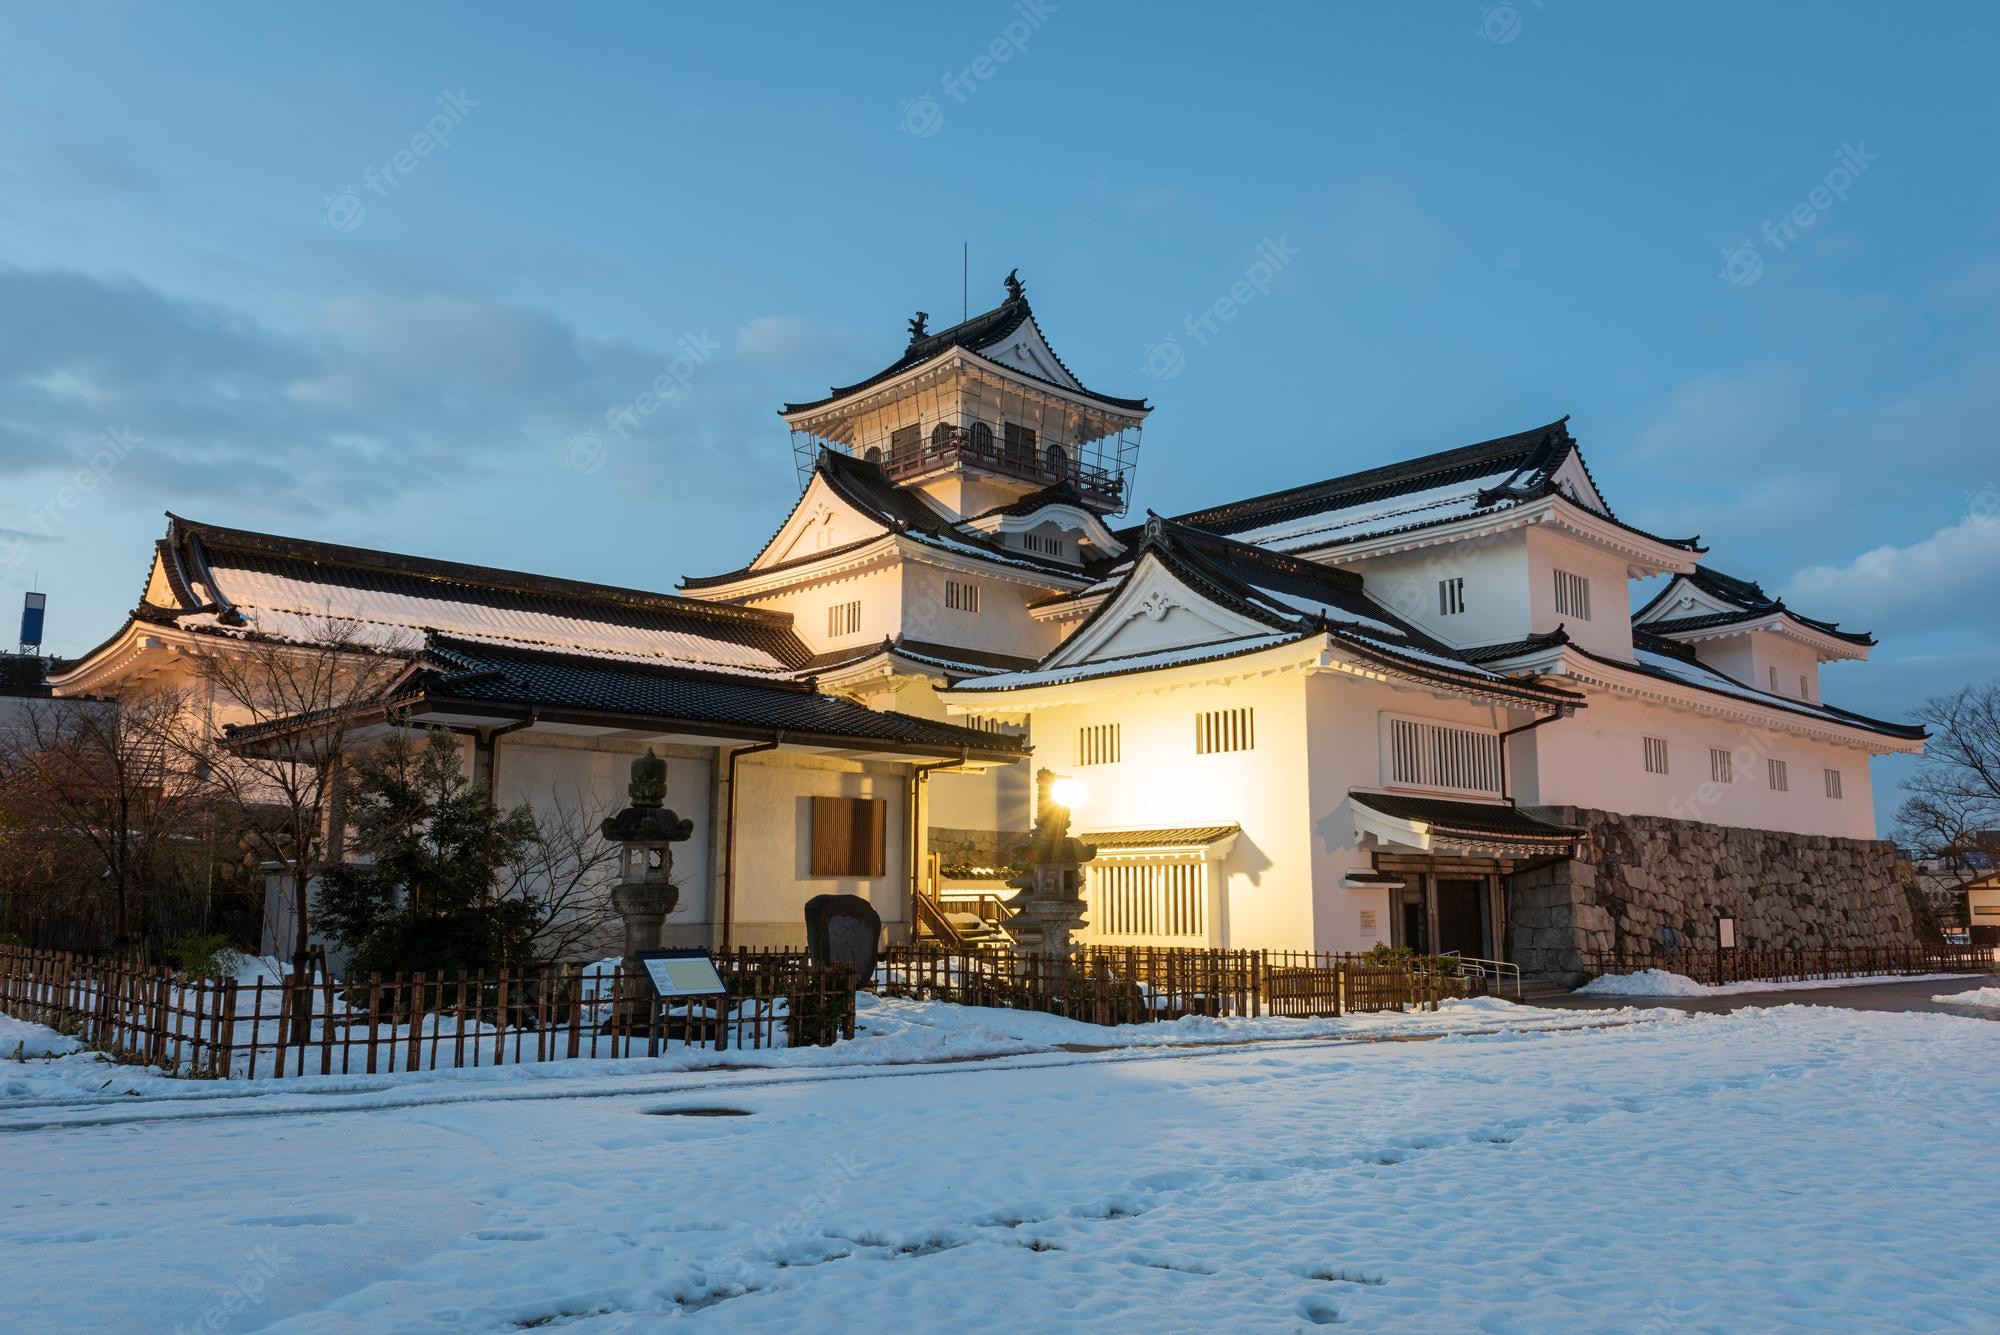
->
[19,592,45,651]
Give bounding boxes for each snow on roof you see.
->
[949,632,1308,693]
[190,560,796,676]
[1226,471,1518,553]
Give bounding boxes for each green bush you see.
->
[168,932,243,978]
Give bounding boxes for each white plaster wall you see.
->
[1529,689,1878,839]
[492,736,715,927]
[729,753,911,946]
[1685,632,1822,702]
[744,563,904,658]
[1025,671,1314,949]
[1525,525,1634,658]
[899,561,1069,659]
[1342,531,1531,650]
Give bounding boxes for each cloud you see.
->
[1783,505,2000,640]
[0,265,857,521]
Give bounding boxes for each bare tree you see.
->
[181,621,408,960]
[0,686,217,952]
[503,784,624,964]
[1895,679,2000,865]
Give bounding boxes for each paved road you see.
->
[1527,973,2000,1019]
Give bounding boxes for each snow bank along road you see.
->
[2,1003,1996,1332]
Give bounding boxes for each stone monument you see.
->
[599,748,694,1023]
[804,893,882,985]
[1003,768,1097,960]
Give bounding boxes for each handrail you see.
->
[1433,951,1522,999]
[912,893,969,952]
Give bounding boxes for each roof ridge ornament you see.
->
[1004,268,1025,302]
[907,310,929,342]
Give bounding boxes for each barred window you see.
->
[827,600,861,637]
[1020,531,1066,558]
[945,579,981,613]
[1824,767,1843,799]
[1643,737,1670,775]
[1710,748,1734,784]
[1195,707,1255,755]
[1553,569,1592,621]
[1768,758,1790,792]
[1090,860,1205,939]
[1076,723,1120,766]
[1438,577,1465,616]
[1387,717,1502,796]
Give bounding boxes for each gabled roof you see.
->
[138,514,810,674]
[1167,418,1702,558]
[803,635,1040,682]
[1635,565,1875,649]
[1350,792,1584,853]
[394,635,1028,761]
[951,517,1582,709]
[780,280,1149,416]
[681,449,1101,591]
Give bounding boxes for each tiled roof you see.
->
[781,287,1148,415]
[402,636,1029,759]
[803,637,1040,677]
[1166,418,1700,556]
[1635,566,1875,647]
[154,514,810,673]
[1083,825,1239,850]
[1351,792,1583,848]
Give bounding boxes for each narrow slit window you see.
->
[1196,707,1255,755]
[1643,737,1670,775]
[1710,748,1734,784]
[1768,758,1789,792]
[1824,768,1843,799]
[827,600,862,637]
[1077,723,1120,766]
[1438,577,1465,616]
[1553,569,1592,621]
[945,579,981,613]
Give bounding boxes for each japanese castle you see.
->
[51,273,1926,976]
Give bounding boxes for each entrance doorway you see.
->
[1398,891,1429,954]
[1434,878,1488,958]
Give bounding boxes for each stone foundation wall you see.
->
[1510,807,1915,983]
[929,826,1030,873]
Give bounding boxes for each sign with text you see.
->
[634,949,728,999]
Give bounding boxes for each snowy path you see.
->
[3,1004,1997,1332]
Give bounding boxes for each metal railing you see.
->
[1433,951,1522,999]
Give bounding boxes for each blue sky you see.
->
[3,1,1997,829]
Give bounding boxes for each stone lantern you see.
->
[1003,768,1097,960]
[600,748,694,1021]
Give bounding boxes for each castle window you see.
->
[1438,577,1465,616]
[1553,569,1592,621]
[945,579,980,613]
[1387,716,1502,796]
[862,445,883,465]
[1800,673,1810,700]
[1768,758,1790,792]
[1710,748,1734,784]
[1077,723,1120,766]
[1044,443,1069,477]
[1824,768,1843,799]
[1021,531,1067,558]
[931,421,955,448]
[1769,667,1779,693]
[1195,708,1255,755]
[1643,737,1670,775]
[889,423,920,461]
[1003,421,1037,465]
[969,420,995,456]
[809,797,886,877]
[827,600,861,637]
[1089,860,1205,939]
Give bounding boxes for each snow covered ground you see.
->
[2,998,1996,1331]
[1933,986,2000,1009]
[1575,968,1986,998]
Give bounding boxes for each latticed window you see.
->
[945,579,980,613]
[1768,758,1790,792]
[888,423,920,461]
[1553,569,1592,621]
[1090,860,1205,939]
[1387,717,1502,796]
[1643,737,1670,775]
[1824,767,1843,799]
[1195,707,1254,755]
[827,600,861,637]
[1076,723,1120,766]
[1710,748,1734,784]
[1438,577,1465,616]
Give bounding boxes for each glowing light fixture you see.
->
[1048,776,1086,812]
